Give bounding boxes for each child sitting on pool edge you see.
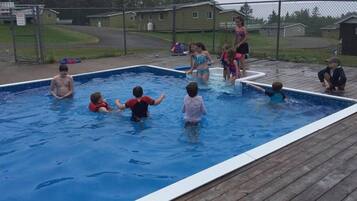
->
[115,86,165,122]
[247,81,286,103]
[89,92,112,113]
[183,82,207,125]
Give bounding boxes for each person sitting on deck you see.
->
[247,81,286,103]
[318,57,347,92]
[50,64,74,99]
[89,92,112,113]
[115,86,165,122]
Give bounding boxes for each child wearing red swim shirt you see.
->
[89,92,112,113]
[115,86,165,122]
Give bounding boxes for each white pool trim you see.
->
[1,65,356,201]
[137,74,357,201]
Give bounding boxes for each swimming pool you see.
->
[0,65,356,201]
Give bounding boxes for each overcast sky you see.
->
[215,0,357,19]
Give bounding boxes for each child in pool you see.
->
[226,48,241,83]
[247,82,286,103]
[50,64,74,99]
[188,42,198,74]
[220,44,230,80]
[89,92,112,113]
[182,82,207,125]
[187,44,212,82]
[115,86,165,122]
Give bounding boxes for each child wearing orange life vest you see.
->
[89,92,112,113]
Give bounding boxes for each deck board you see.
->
[174,60,357,201]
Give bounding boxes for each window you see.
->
[159,13,164,21]
[130,16,135,21]
[207,11,212,19]
[149,15,152,20]
[192,11,199,19]
[48,13,51,17]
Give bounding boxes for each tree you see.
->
[268,10,279,23]
[312,6,320,18]
[240,2,253,19]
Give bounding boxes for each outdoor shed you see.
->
[260,23,306,37]
[336,15,357,56]
[320,24,339,39]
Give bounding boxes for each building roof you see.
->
[219,9,243,15]
[87,1,245,18]
[335,15,357,24]
[320,24,339,30]
[262,23,307,29]
[87,11,135,18]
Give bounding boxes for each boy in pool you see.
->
[247,81,286,102]
[318,57,346,92]
[89,92,112,113]
[115,86,165,122]
[50,64,74,99]
[183,82,207,125]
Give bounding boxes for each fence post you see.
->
[35,6,45,64]
[122,5,127,55]
[275,0,282,60]
[212,1,216,53]
[9,8,18,63]
[172,5,177,46]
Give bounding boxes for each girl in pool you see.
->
[234,16,248,76]
[226,48,241,84]
[188,42,198,75]
[187,44,212,83]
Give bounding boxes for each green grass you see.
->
[0,25,98,44]
[138,31,357,67]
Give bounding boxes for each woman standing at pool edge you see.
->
[234,16,249,76]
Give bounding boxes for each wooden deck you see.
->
[175,60,357,201]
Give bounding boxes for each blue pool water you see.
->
[0,69,354,201]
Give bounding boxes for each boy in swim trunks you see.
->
[247,82,286,103]
[89,92,112,113]
[50,64,74,99]
[115,86,165,122]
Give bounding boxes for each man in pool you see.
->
[247,81,286,103]
[50,64,74,99]
[115,86,165,122]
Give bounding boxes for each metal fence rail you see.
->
[1,0,356,66]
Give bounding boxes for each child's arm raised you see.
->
[246,83,265,93]
[154,94,165,105]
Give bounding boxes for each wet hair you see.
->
[90,92,102,104]
[186,82,198,98]
[227,48,236,64]
[196,42,207,51]
[133,86,143,98]
[59,64,68,72]
[235,16,245,26]
[272,82,283,92]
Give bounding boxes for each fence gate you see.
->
[8,5,44,64]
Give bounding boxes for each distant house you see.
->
[260,23,306,37]
[320,24,339,39]
[88,11,137,29]
[336,15,357,56]
[87,2,245,32]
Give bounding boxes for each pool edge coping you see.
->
[137,72,357,201]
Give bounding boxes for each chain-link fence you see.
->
[1,1,356,66]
